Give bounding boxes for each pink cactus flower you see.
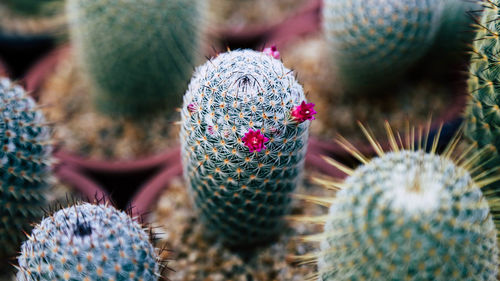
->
[242,129,269,152]
[263,45,280,59]
[187,103,197,113]
[291,101,316,123]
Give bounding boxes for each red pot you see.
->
[25,46,181,209]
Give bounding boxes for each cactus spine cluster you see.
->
[465,0,500,170]
[180,49,313,246]
[67,0,203,117]
[322,0,443,91]
[17,202,161,281]
[0,78,52,261]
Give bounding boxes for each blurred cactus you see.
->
[465,0,500,170]
[17,202,162,280]
[67,0,204,117]
[435,0,479,51]
[322,0,443,91]
[295,124,499,281]
[180,49,313,246]
[0,78,52,261]
[3,0,61,16]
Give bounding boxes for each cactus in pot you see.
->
[66,0,204,117]
[294,124,499,281]
[16,202,163,280]
[322,0,444,91]
[180,49,315,246]
[0,77,52,263]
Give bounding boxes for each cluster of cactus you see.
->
[66,0,204,117]
[0,78,52,262]
[464,0,500,171]
[16,202,162,280]
[180,49,315,246]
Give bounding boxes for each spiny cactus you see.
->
[180,49,314,246]
[67,0,203,117]
[295,124,499,281]
[322,0,443,91]
[0,77,52,261]
[17,202,162,281]
[465,0,500,170]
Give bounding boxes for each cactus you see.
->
[294,124,499,281]
[16,202,162,280]
[322,0,443,91]
[3,0,61,16]
[180,49,314,246]
[0,78,52,261]
[66,0,203,117]
[465,0,500,171]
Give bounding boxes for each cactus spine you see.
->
[465,0,500,170]
[322,0,443,91]
[0,78,52,261]
[297,125,499,281]
[66,0,203,117]
[17,202,162,281]
[180,49,313,246]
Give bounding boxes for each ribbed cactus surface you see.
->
[17,203,161,281]
[465,0,500,169]
[319,150,498,281]
[0,78,52,260]
[322,0,443,90]
[180,49,312,246]
[67,0,203,117]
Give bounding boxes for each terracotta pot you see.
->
[214,0,321,51]
[25,45,182,209]
[128,138,345,217]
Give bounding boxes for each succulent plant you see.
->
[294,124,500,281]
[66,0,204,117]
[180,49,314,246]
[322,0,443,91]
[16,202,162,281]
[465,0,500,171]
[0,78,52,261]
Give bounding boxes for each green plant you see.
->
[322,0,443,91]
[180,49,314,246]
[294,125,500,281]
[465,0,500,171]
[66,0,203,117]
[3,0,61,16]
[0,78,52,261]
[16,202,162,280]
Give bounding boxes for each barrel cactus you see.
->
[17,202,162,280]
[434,0,479,51]
[295,125,499,281]
[66,0,204,117]
[465,0,500,171]
[322,0,443,91]
[180,49,314,246]
[0,78,52,261]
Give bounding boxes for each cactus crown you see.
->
[322,0,443,90]
[16,202,163,281]
[294,123,500,281]
[465,0,500,171]
[180,49,313,246]
[0,78,52,260]
[66,0,204,117]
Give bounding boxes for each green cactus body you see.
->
[0,78,52,260]
[322,0,443,91]
[318,150,498,281]
[66,0,203,117]
[317,150,498,280]
[3,0,61,16]
[180,49,312,246]
[16,203,161,280]
[465,0,500,170]
[434,0,479,51]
